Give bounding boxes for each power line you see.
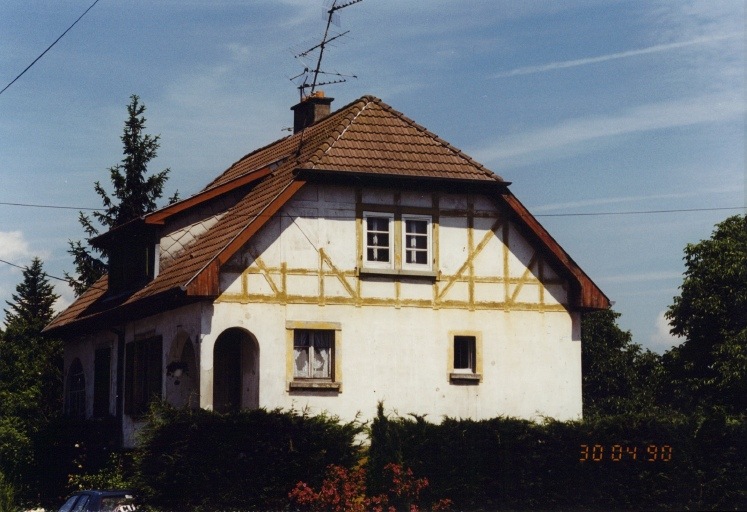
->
[533,206,745,217]
[0,258,68,283]
[0,0,103,97]
[0,201,101,211]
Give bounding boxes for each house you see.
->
[44,94,610,447]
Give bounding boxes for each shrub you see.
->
[369,407,746,510]
[289,463,452,512]
[132,403,364,511]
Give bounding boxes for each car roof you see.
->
[73,490,135,497]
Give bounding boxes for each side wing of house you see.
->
[209,182,583,422]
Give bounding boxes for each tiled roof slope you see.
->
[45,95,606,334]
[204,96,502,190]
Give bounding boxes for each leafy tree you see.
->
[662,214,747,414]
[0,258,62,500]
[66,94,177,295]
[581,309,663,417]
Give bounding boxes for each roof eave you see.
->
[498,191,610,311]
[295,168,512,189]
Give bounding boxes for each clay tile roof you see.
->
[44,94,606,334]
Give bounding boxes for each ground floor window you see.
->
[125,335,163,416]
[293,329,333,379]
[66,358,86,418]
[449,332,482,383]
[286,321,342,391]
[93,347,111,417]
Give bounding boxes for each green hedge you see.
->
[132,404,364,511]
[369,408,747,510]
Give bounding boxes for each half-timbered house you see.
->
[45,94,609,446]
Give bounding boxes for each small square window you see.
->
[453,336,476,373]
[293,329,334,380]
[449,333,482,383]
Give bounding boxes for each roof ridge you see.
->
[369,97,503,182]
[305,96,375,168]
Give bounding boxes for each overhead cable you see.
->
[0,0,103,97]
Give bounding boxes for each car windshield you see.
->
[57,495,81,512]
[71,496,90,512]
[100,496,137,512]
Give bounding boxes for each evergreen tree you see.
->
[0,258,62,483]
[66,94,177,295]
[662,214,747,414]
[4,258,58,336]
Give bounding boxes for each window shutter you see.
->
[124,342,135,415]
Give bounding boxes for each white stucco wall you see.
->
[203,302,582,423]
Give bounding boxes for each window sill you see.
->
[289,381,342,392]
[449,372,482,383]
[358,267,438,280]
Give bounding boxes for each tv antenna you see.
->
[291,0,362,101]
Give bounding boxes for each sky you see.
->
[0,0,744,353]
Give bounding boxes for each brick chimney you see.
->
[291,91,333,133]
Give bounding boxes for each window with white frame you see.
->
[363,212,433,272]
[293,329,334,380]
[402,215,431,269]
[364,213,393,268]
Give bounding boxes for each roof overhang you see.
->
[44,286,205,338]
[146,163,278,225]
[295,167,512,190]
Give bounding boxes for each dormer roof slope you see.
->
[45,95,608,335]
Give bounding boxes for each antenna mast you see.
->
[292,0,362,100]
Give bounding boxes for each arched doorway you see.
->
[213,328,259,413]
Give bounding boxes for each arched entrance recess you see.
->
[167,331,199,409]
[213,328,259,413]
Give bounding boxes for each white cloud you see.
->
[0,231,33,261]
[649,310,683,352]
[492,33,741,78]
[530,185,742,213]
[53,280,76,315]
[470,91,746,165]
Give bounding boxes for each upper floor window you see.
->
[402,215,431,269]
[363,212,432,272]
[364,213,393,268]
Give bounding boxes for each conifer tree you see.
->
[66,94,177,295]
[0,258,61,482]
[4,258,59,337]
